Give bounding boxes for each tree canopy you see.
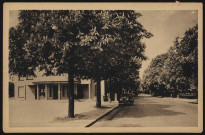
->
[9,10,152,116]
[141,25,198,94]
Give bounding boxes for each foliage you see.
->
[141,25,198,95]
[176,25,198,89]
[141,53,168,90]
[102,11,152,94]
[9,10,152,115]
[78,10,153,105]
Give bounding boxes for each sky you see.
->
[9,10,198,78]
[137,10,197,78]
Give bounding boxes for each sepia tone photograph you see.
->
[3,2,203,133]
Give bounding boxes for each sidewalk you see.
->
[154,95,198,104]
[167,97,198,104]
[50,100,119,127]
[140,94,198,104]
[9,99,119,127]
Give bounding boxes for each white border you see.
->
[3,2,203,133]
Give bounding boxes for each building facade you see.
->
[9,74,116,101]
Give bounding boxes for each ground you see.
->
[9,94,198,127]
[9,99,118,127]
[92,94,198,127]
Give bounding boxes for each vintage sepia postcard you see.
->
[3,2,203,133]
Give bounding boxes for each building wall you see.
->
[15,85,25,100]
[81,79,91,84]
[13,76,35,100]
[15,84,35,101]
[26,85,35,101]
[46,84,69,100]
[90,80,96,99]
[11,74,107,101]
[101,81,105,98]
[89,80,106,102]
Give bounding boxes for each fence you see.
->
[178,89,198,99]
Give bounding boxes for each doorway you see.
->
[77,84,89,99]
[35,88,37,99]
[53,85,58,99]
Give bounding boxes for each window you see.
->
[18,86,24,98]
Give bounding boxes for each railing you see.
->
[179,89,198,99]
[150,88,198,99]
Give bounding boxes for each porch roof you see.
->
[33,81,69,84]
[32,76,78,84]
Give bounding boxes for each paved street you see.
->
[92,94,198,127]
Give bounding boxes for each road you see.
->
[92,94,198,127]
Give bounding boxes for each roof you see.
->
[32,76,78,84]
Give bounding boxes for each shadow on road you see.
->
[107,103,186,120]
[53,106,112,122]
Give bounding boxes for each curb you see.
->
[85,104,120,127]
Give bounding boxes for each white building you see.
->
[10,74,117,101]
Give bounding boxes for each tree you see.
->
[79,10,152,106]
[142,53,168,85]
[176,25,198,90]
[162,39,184,93]
[9,10,152,115]
[141,53,169,96]
[141,25,198,97]
[9,10,102,117]
[9,27,35,78]
[104,11,152,99]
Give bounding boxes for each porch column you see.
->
[25,85,26,100]
[101,80,105,98]
[58,83,61,100]
[75,84,77,96]
[37,84,39,100]
[115,93,118,101]
[108,92,111,102]
[89,84,91,99]
[45,84,48,100]
[103,80,108,102]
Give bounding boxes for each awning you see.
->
[32,76,78,84]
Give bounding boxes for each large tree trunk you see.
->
[68,70,75,118]
[96,79,101,108]
[67,46,75,118]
